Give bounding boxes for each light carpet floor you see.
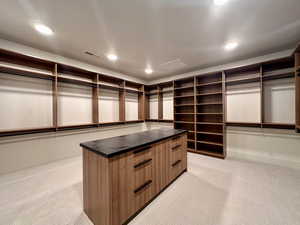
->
[0,153,299,225]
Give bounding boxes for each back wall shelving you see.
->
[1,45,300,159]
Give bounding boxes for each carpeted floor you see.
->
[0,153,299,225]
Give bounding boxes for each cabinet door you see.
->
[152,140,170,195]
[110,152,135,225]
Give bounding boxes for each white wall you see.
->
[264,78,295,123]
[226,83,261,123]
[163,92,174,120]
[99,89,119,122]
[0,74,53,130]
[149,95,158,119]
[58,83,93,126]
[125,92,138,121]
[0,123,149,175]
[227,127,300,169]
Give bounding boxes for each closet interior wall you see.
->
[1,44,300,159]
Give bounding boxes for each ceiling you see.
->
[0,0,300,81]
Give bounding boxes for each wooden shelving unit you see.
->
[261,57,295,129]
[196,72,225,158]
[295,51,300,133]
[173,77,196,151]
[0,49,149,137]
[1,45,300,159]
[145,81,173,122]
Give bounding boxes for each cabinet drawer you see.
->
[169,158,183,181]
[171,135,185,149]
[132,145,153,165]
[133,178,153,212]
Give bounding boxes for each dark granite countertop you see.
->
[80,128,187,158]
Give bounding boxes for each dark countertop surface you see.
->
[80,128,186,158]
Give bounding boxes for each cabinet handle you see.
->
[172,144,181,150]
[134,180,152,193]
[133,146,151,154]
[134,158,152,169]
[172,136,180,141]
[172,160,181,167]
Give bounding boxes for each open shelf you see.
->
[0,63,55,80]
[197,81,222,87]
[196,102,222,106]
[196,92,222,96]
[197,131,223,136]
[174,121,194,124]
[262,123,295,129]
[99,83,123,91]
[262,68,294,81]
[226,122,261,127]
[174,85,194,90]
[197,140,223,146]
[226,76,260,86]
[174,104,194,107]
[0,127,56,137]
[57,76,95,87]
[197,122,223,125]
[197,113,223,115]
[174,95,194,98]
[57,123,98,131]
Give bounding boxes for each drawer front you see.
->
[132,145,154,212]
[169,134,187,181]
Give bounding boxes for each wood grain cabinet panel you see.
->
[83,133,187,225]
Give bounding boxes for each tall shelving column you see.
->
[92,74,99,126]
[52,64,58,131]
[173,77,196,151]
[119,80,126,122]
[195,72,224,158]
[295,51,300,132]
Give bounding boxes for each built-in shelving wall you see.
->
[0,49,146,137]
[1,46,300,159]
[145,82,174,122]
[295,48,300,133]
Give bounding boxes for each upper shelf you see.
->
[197,81,222,87]
[226,76,260,86]
[262,68,294,81]
[174,85,194,90]
[0,62,55,80]
[58,76,96,87]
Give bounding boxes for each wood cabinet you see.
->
[82,132,187,225]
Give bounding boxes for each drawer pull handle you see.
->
[172,160,181,167]
[134,180,152,193]
[172,136,180,141]
[172,144,181,150]
[134,159,152,168]
[133,146,151,154]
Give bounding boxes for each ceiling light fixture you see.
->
[145,68,153,74]
[34,24,53,36]
[107,54,118,61]
[225,41,238,51]
[214,0,228,6]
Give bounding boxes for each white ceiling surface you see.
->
[0,0,300,81]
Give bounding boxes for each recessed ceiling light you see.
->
[107,54,118,61]
[225,42,238,51]
[214,0,228,6]
[34,24,53,36]
[145,68,153,74]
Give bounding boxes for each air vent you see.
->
[159,59,187,72]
